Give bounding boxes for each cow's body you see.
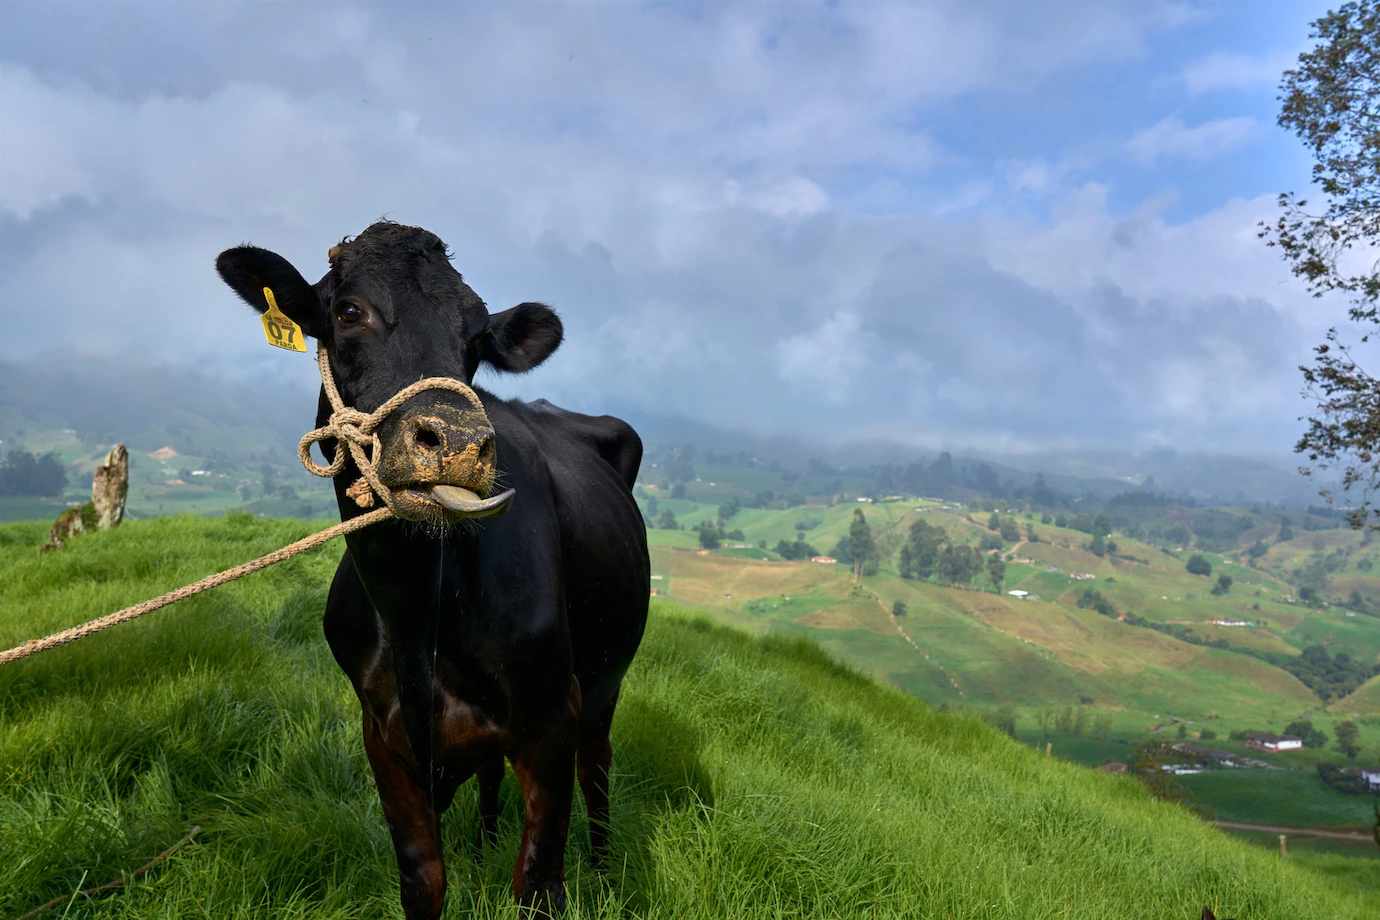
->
[215,222,649,918]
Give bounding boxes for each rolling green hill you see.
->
[0,516,1374,917]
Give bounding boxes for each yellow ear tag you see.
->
[260,287,307,352]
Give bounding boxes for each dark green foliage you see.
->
[846,509,877,579]
[1089,533,1107,557]
[1186,554,1213,576]
[1076,589,1118,618]
[697,522,721,550]
[1211,574,1233,596]
[986,555,1006,593]
[981,701,1017,738]
[937,544,982,586]
[1317,762,1378,796]
[891,600,907,617]
[656,508,679,530]
[1336,719,1363,759]
[717,497,740,524]
[0,449,67,497]
[1189,511,1253,552]
[1026,524,1040,542]
[1248,539,1269,558]
[898,519,943,580]
[979,532,1004,551]
[987,511,1001,531]
[1200,728,1217,741]
[999,518,1021,542]
[774,535,818,561]
[1278,523,1295,542]
[1283,718,1329,749]
[1284,646,1380,701]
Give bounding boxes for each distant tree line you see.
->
[1283,646,1380,701]
[0,449,66,497]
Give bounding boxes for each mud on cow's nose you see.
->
[374,395,503,522]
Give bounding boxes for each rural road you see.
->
[1212,820,1376,844]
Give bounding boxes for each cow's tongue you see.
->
[425,484,516,518]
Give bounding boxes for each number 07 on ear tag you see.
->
[261,287,307,352]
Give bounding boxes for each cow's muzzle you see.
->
[375,400,513,523]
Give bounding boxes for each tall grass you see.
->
[0,516,1374,918]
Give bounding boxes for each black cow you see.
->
[216,222,649,918]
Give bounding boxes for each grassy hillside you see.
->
[1,516,1374,917]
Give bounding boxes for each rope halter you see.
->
[297,345,489,514]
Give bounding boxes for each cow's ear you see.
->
[481,302,563,373]
[215,245,326,338]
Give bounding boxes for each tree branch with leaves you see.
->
[1262,0,1380,526]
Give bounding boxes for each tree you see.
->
[1335,719,1363,759]
[999,518,1021,543]
[1278,522,1295,542]
[1026,523,1040,542]
[717,496,741,524]
[900,519,944,579]
[655,508,679,530]
[938,544,982,586]
[983,701,1018,738]
[987,555,1006,593]
[988,511,1002,531]
[1283,718,1329,749]
[848,509,877,580]
[697,522,720,550]
[1248,539,1269,559]
[1186,554,1213,576]
[892,600,907,617]
[1211,574,1234,596]
[1261,2,1380,526]
[0,449,67,497]
[1089,533,1107,557]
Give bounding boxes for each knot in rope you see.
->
[297,346,487,513]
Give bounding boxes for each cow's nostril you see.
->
[414,426,442,451]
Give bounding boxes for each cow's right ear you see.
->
[215,246,326,338]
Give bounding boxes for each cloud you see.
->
[0,1,1337,455]
[1179,49,1297,96]
[1125,114,1260,164]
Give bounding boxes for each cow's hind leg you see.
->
[475,755,504,857]
[509,676,581,916]
[577,688,619,870]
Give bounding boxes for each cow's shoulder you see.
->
[505,398,642,490]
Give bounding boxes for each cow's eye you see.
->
[336,303,363,326]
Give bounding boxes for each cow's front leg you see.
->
[362,710,447,920]
[509,676,581,915]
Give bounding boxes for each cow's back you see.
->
[498,398,650,717]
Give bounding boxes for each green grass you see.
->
[1,516,1376,917]
[1178,770,1380,828]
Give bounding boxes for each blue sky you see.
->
[0,0,1352,456]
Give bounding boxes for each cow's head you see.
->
[215,221,561,523]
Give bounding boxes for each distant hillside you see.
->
[0,516,1372,917]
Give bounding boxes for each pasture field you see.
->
[1177,770,1379,829]
[1,516,1376,917]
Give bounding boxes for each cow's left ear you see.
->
[215,245,326,338]
[481,302,563,372]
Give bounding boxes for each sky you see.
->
[0,0,1353,458]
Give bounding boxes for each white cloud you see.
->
[1125,114,1260,164]
[776,312,868,398]
[1180,49,1297,96]
[0,1,1333,452]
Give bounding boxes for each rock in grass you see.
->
[42,443,128,552]
[92,444,128,531]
